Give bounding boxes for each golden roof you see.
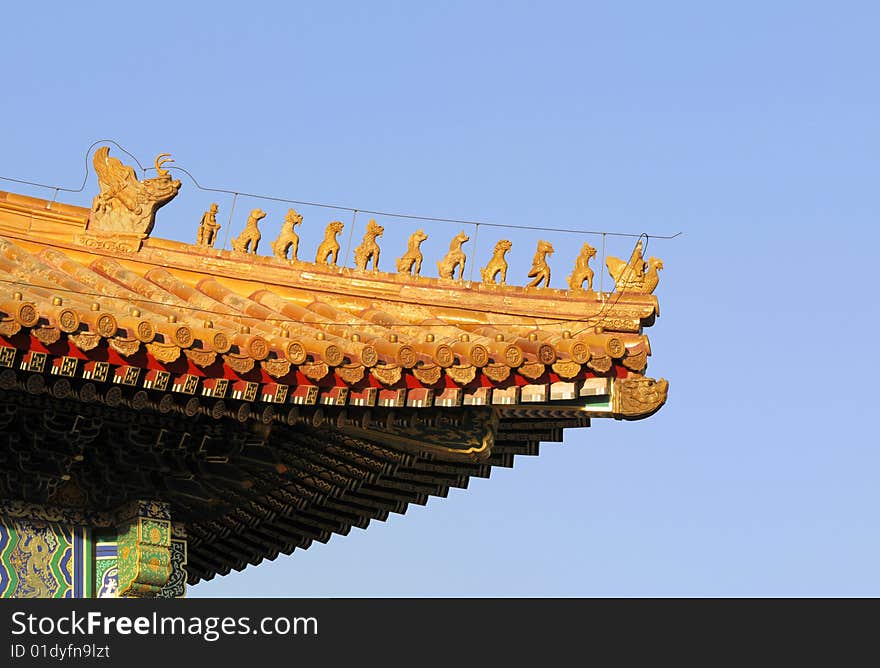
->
[0,148,668,581]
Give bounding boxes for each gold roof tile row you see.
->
[0,187,660,390]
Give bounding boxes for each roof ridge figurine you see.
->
[0,145,671,596]
[316,220,344,266]
[78,147,182,252]
[481,240,512,285]
[606,240,663,294]
[438,230,469,280]
[231,208,266,254]
[271,208,303,261]
[526,240,554,288]
[395,229,428,276]
[196,203,221,247]
[353,219,384,271]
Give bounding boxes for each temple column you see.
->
[0,500,187,598]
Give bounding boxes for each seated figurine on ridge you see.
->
[567,242,596,291]
[231,208,266,254]
[481,240,512,285]
[353,219,384,271]
[396,229,428,276]
[437,231,469,280]
[271,208,304,261]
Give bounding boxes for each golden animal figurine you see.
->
[89,146,182,236]
[271,208,303,261]
[437,231,469,280]
[353,219,384,271]
[526,240,554,288]
[396,229,428,276]
[605,240,664,294]
[613,376,669,419]
[316,220,344,266]
[231,208,266,254]
[196,203,221,247]
[567,242,597,291]
[480,240,512,285]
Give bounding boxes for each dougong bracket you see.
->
[115,500,172,598]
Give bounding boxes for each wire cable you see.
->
[1,139,683,241]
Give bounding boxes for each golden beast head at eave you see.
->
[88,146,181,237]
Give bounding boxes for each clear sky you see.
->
[2,1,877,596]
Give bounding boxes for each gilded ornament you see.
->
[480,240,512,285]
[231,209,266,254]
[315,221,344,266]
[320,343,342,366]
[503,344,523,368]
[370,364,402,386]
[593,317,641,333]
[72,233,142,253]
[69,331,100,352]
[301,361,330,381]
[109,337,142,357]
[446,365,476,385]
[0,319,21,337]
[396,229,428,276]
[96,313,118,337]
[569,341,590,364]
[48,479,89,508]
[526,240,554,288]
[622,348,648,372]
[0,500,112,527]
[146,342,181,364]
[437,231,469,280]
[271,208,303,261]
[412,364,442,385]
[359,344,378,367]
[605,240,664,294]
[336,364,366,384]
[284,341,307,365]
[567,242,596,291]
[482,363,511,383]
[33,326,60,345]
[537,343,556,365]
[57,308,79,333]
[134,320,156,343]
[262,358,292,379]
[14,302,39,327]
[396,345,416,369]
[206,331,229,353]
[587,354,612,373]
[353,219,384,271]
[612,376,669,419]
[184,348,217,368]
[88,147,181,238]
[609,338,627,358]
[469,344,489,368]
[247,336,270,361]
[196,203,221,247]
[551,359,582,379]
[518,361,546,380]
[223,353,255,374]
[434,344,454,368]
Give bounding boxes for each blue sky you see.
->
[2,1,877,595]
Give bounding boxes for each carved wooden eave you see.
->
[0,166,669,585]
